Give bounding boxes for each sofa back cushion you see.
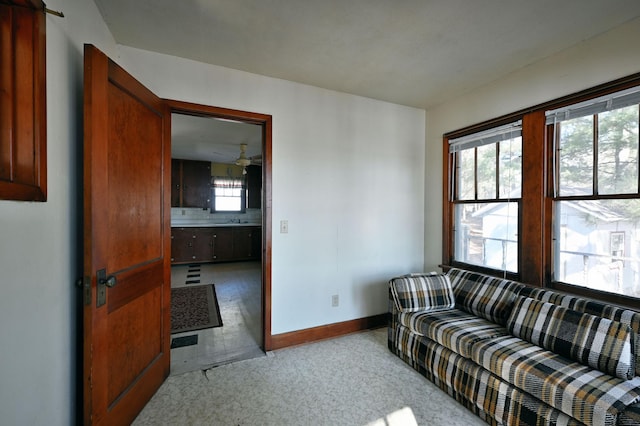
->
[447,268,523,326]
[519,286,640,377]
[389,273,455,313]
[506,295,635,380]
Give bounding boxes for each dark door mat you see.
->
[171,334,198,349]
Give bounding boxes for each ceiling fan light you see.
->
[235,143,252,167]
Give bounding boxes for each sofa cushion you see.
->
[389,273,455,313]
[519,285,640,377]
[447,268,524,326]
[470,335,640,425]
[507,295,635,380]
[400,308,510,358]
[403,330,580,426]
[619,402,640,425]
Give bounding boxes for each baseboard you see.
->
[269,313,388,350]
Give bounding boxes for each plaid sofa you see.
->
[388,269,640,426]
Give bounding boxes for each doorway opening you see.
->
[166,100,272,374]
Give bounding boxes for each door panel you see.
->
[106,83,163,271]
[83,44,170,425]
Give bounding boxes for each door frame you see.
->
[166,99,273,350]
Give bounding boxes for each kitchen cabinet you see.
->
[232,228,253,260]
[171,159,181,207]
[171,159,211,208]
[170,226,261,264]
[171,228,195,263]
[246,165,261,209]
[211,228,234,262]
[171,227,214,263]
[233,226,261,260]
[251,227,262,260]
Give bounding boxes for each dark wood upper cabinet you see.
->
[170,159,181,207]
[171,159,211,208]
[0,0,47,201]
[246,165,261,209]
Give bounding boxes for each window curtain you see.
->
[545,86,640,125]
[448,120,522,153]
[212,177,245,189]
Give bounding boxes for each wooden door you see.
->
[83,44,171,425]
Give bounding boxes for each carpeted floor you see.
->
[133,328,486,426]
[171,284,222,334]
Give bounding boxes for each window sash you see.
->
[550,100,640,198]
[546,86,640,125]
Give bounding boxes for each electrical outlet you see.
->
[280,220,288,233]
[331,294,339,307]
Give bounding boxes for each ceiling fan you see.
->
[235,143,261,174]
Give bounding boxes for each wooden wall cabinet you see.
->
[0,1,47,201]
[171,159,211,208]
[246,165,261,209]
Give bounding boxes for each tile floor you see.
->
[170,261,265,375]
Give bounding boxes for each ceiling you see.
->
[171,113,262,164]
[94,0,640,162]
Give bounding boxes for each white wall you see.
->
[0,2,425,423]
[0,0,116,424]
[116,47,426,334]
[424,16,640,271]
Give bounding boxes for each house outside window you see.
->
[547,88,640,297]
[448,121,522,273]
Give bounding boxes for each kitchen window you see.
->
[212,177,245,212]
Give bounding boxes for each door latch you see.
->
[96,269,117,307]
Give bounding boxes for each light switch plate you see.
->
[280,220,288,233]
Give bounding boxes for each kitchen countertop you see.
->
[171,220,261,228]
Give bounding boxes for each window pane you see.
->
[598,105,639,195]
[215,196,241,211]
[554,199,640,297]
[498,136,522,198]
[458,149,474,200]
[477,144,496,199]
[454,202,518,272]
[558,116,594,196]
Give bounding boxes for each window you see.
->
[548,88,640,297]
[212,177,245,212]
[443,73,640,307]
[0,0,47,201]
[448,121,522,273]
